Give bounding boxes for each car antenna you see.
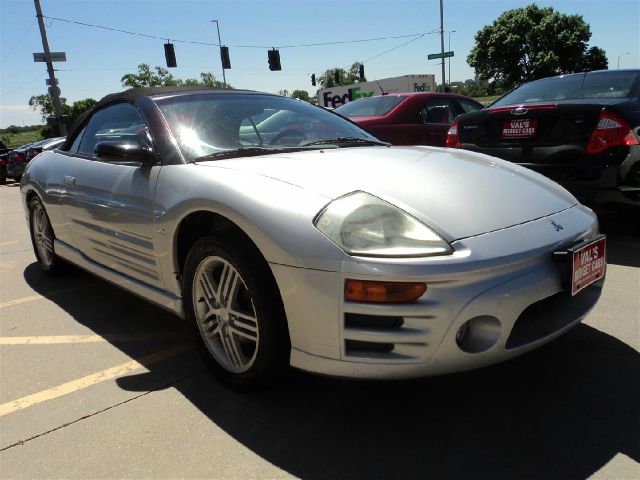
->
[376,80,387,96]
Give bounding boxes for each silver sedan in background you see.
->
[21,87,606,389]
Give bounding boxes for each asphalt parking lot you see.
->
[0,180,638,479]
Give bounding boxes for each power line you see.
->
[43,15,435,49]
[0,74,47,95]
[1,20,37,66]
[362,34,428,64]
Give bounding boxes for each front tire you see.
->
[28,197,65,275]
[183,236,290,390]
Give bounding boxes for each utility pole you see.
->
[448,30,456,86]
[212,20,227,88]
[33,0,66,135]
[439,0,446,91]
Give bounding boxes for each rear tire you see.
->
[183,236,290,390]
[28,197,65,275]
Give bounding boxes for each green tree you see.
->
[68,98,98,122]
[467,4,608,89]
[293,89,318,104]
[29,94,70,122]
[121,64,179,88]
[28,95,97,137]
[183,72,229,88]
[291,90,310,102]
[584,46,608,71]
[277,89,290,97]
[319,62,366,88]
[122,64,230,89]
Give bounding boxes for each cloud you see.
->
[0,105,44,128]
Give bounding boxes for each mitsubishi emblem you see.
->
[550,220,564,232]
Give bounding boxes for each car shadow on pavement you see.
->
[24,260,639,480]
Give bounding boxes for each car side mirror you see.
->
[94,141,156,165]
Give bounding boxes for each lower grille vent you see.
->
[345,340,394,355]
[345,313,404,330]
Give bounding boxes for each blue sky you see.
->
[1,0,638,127]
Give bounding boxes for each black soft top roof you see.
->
[96,86,259,107]
[65,86,260,149]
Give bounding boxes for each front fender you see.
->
[153,164,346,297]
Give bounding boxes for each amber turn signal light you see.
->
[345,279,427,303]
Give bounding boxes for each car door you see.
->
[61,102,165,289]
[418,98,458,146]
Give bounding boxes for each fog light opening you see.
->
[456,316,502,354]
[456,321,471,347]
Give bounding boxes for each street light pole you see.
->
[212,20,227,88]
[448,30,456,87]
[439,0,446,91]
[617,52,630,69]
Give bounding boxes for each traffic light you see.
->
[164,42,177,68]
[268,49,281,71]
[334,70,340,84]
[311,74,316,86]
[220,46,231,69]
[359,64,365,81]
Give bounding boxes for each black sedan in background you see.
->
[7,137,65,181]
[0,140,9,184]
[446,70,640,213]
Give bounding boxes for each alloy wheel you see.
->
[32,203,54,268]
[192,256,259,373]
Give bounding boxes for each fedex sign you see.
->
[322,86,375,108]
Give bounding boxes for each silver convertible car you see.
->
[21,87,607,389]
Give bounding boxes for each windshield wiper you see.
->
[190,146,302,162]
[301,137,390,147]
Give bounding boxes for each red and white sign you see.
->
[502,119,538,138]
[571,237,606,296]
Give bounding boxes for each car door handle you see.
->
[63,175,76,189]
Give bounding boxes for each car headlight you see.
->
[314,191,452,257]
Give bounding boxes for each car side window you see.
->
[419,99,457,124]
[77,103,149,158]
[457,99,484,114]
[68,127,86,153]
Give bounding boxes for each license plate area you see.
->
[502,119,538,139]
[561,235,607,296]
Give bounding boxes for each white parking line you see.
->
[0,288,83,309]
[0,241,20,246]
[0,343,193,417]
[0,295,43,308]
[0,333,188,345]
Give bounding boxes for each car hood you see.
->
[200,146,577,240]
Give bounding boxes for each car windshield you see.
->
[492,71,640,107]
[155,93,381,162]
[334,96,407,117]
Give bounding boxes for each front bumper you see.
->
[271,204,603,379]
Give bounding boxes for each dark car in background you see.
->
[5,143,34,183]
[25,137,66,163]
[335,92,483,146]
[7,137,65,181]
[446,70,640,213]
[0,140,9,185]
